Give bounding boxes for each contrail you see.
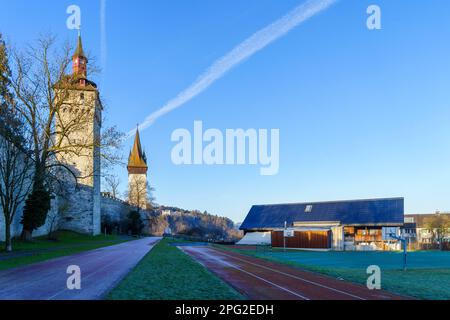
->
[128,0,338,137]
[100,0,107,78]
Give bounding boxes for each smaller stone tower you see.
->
[127,128,148,210]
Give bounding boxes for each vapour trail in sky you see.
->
[128,0,338,137]
[100,0,107,80]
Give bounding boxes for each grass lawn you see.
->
[216,246,450,300]
[0,230,130,271]
[107,239,244,300]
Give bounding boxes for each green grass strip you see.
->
[107,239,244,300]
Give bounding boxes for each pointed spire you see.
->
[73,33,86,59]
[127,127,148,170]
[72,32,88,78]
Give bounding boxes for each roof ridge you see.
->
[406,212,450,216]
[253,197,404,207]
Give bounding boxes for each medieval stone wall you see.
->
[57,184,98,234]
[0,197,59,242]
[100,193,153,235]
[100,193,130,224]
[0,183,143,241]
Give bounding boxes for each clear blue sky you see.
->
[2,0,450,223]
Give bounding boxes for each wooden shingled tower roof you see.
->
[127,128,148,173]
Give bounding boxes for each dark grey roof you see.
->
[240,198,404,230]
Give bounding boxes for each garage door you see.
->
[271,230,331,249]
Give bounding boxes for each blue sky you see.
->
[1,0,450,223]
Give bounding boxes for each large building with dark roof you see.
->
[239,198,404,251]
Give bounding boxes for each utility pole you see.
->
[391,233,407,271]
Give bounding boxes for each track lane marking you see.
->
[181,247,310,300]
[211,248,366,300]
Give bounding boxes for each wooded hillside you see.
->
[147,206,242,242]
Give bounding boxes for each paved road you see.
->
[181,246,409,300]
[0,237,160,300]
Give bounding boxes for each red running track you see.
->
[180,246,409,300]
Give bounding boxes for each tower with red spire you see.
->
[54,34,102,235]
[72,34,87,78]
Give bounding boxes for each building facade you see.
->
[403,212,450,248]
[239,198,404,251]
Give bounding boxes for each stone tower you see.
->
[54,35,102,235]
[127,128,148,210]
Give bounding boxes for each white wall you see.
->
[331,226,344,250]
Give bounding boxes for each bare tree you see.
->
[127,175,149,212]
[103,174,121,198]
[7,35,123,239]
[0,144,30,251]
[424,213,450,250]
[146,185,156,211]
[0,117,34,251]
[0,35,33,251]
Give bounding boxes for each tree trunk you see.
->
[5,223,12,252]
[20,229,33,242]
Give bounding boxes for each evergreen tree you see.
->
[127,210,144,236]
[20,180,51,241]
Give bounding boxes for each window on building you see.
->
[344,227,355,236]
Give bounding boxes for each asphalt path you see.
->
[0,237,160,300]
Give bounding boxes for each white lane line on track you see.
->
[212,248,366,301]
[181,247,310,300]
